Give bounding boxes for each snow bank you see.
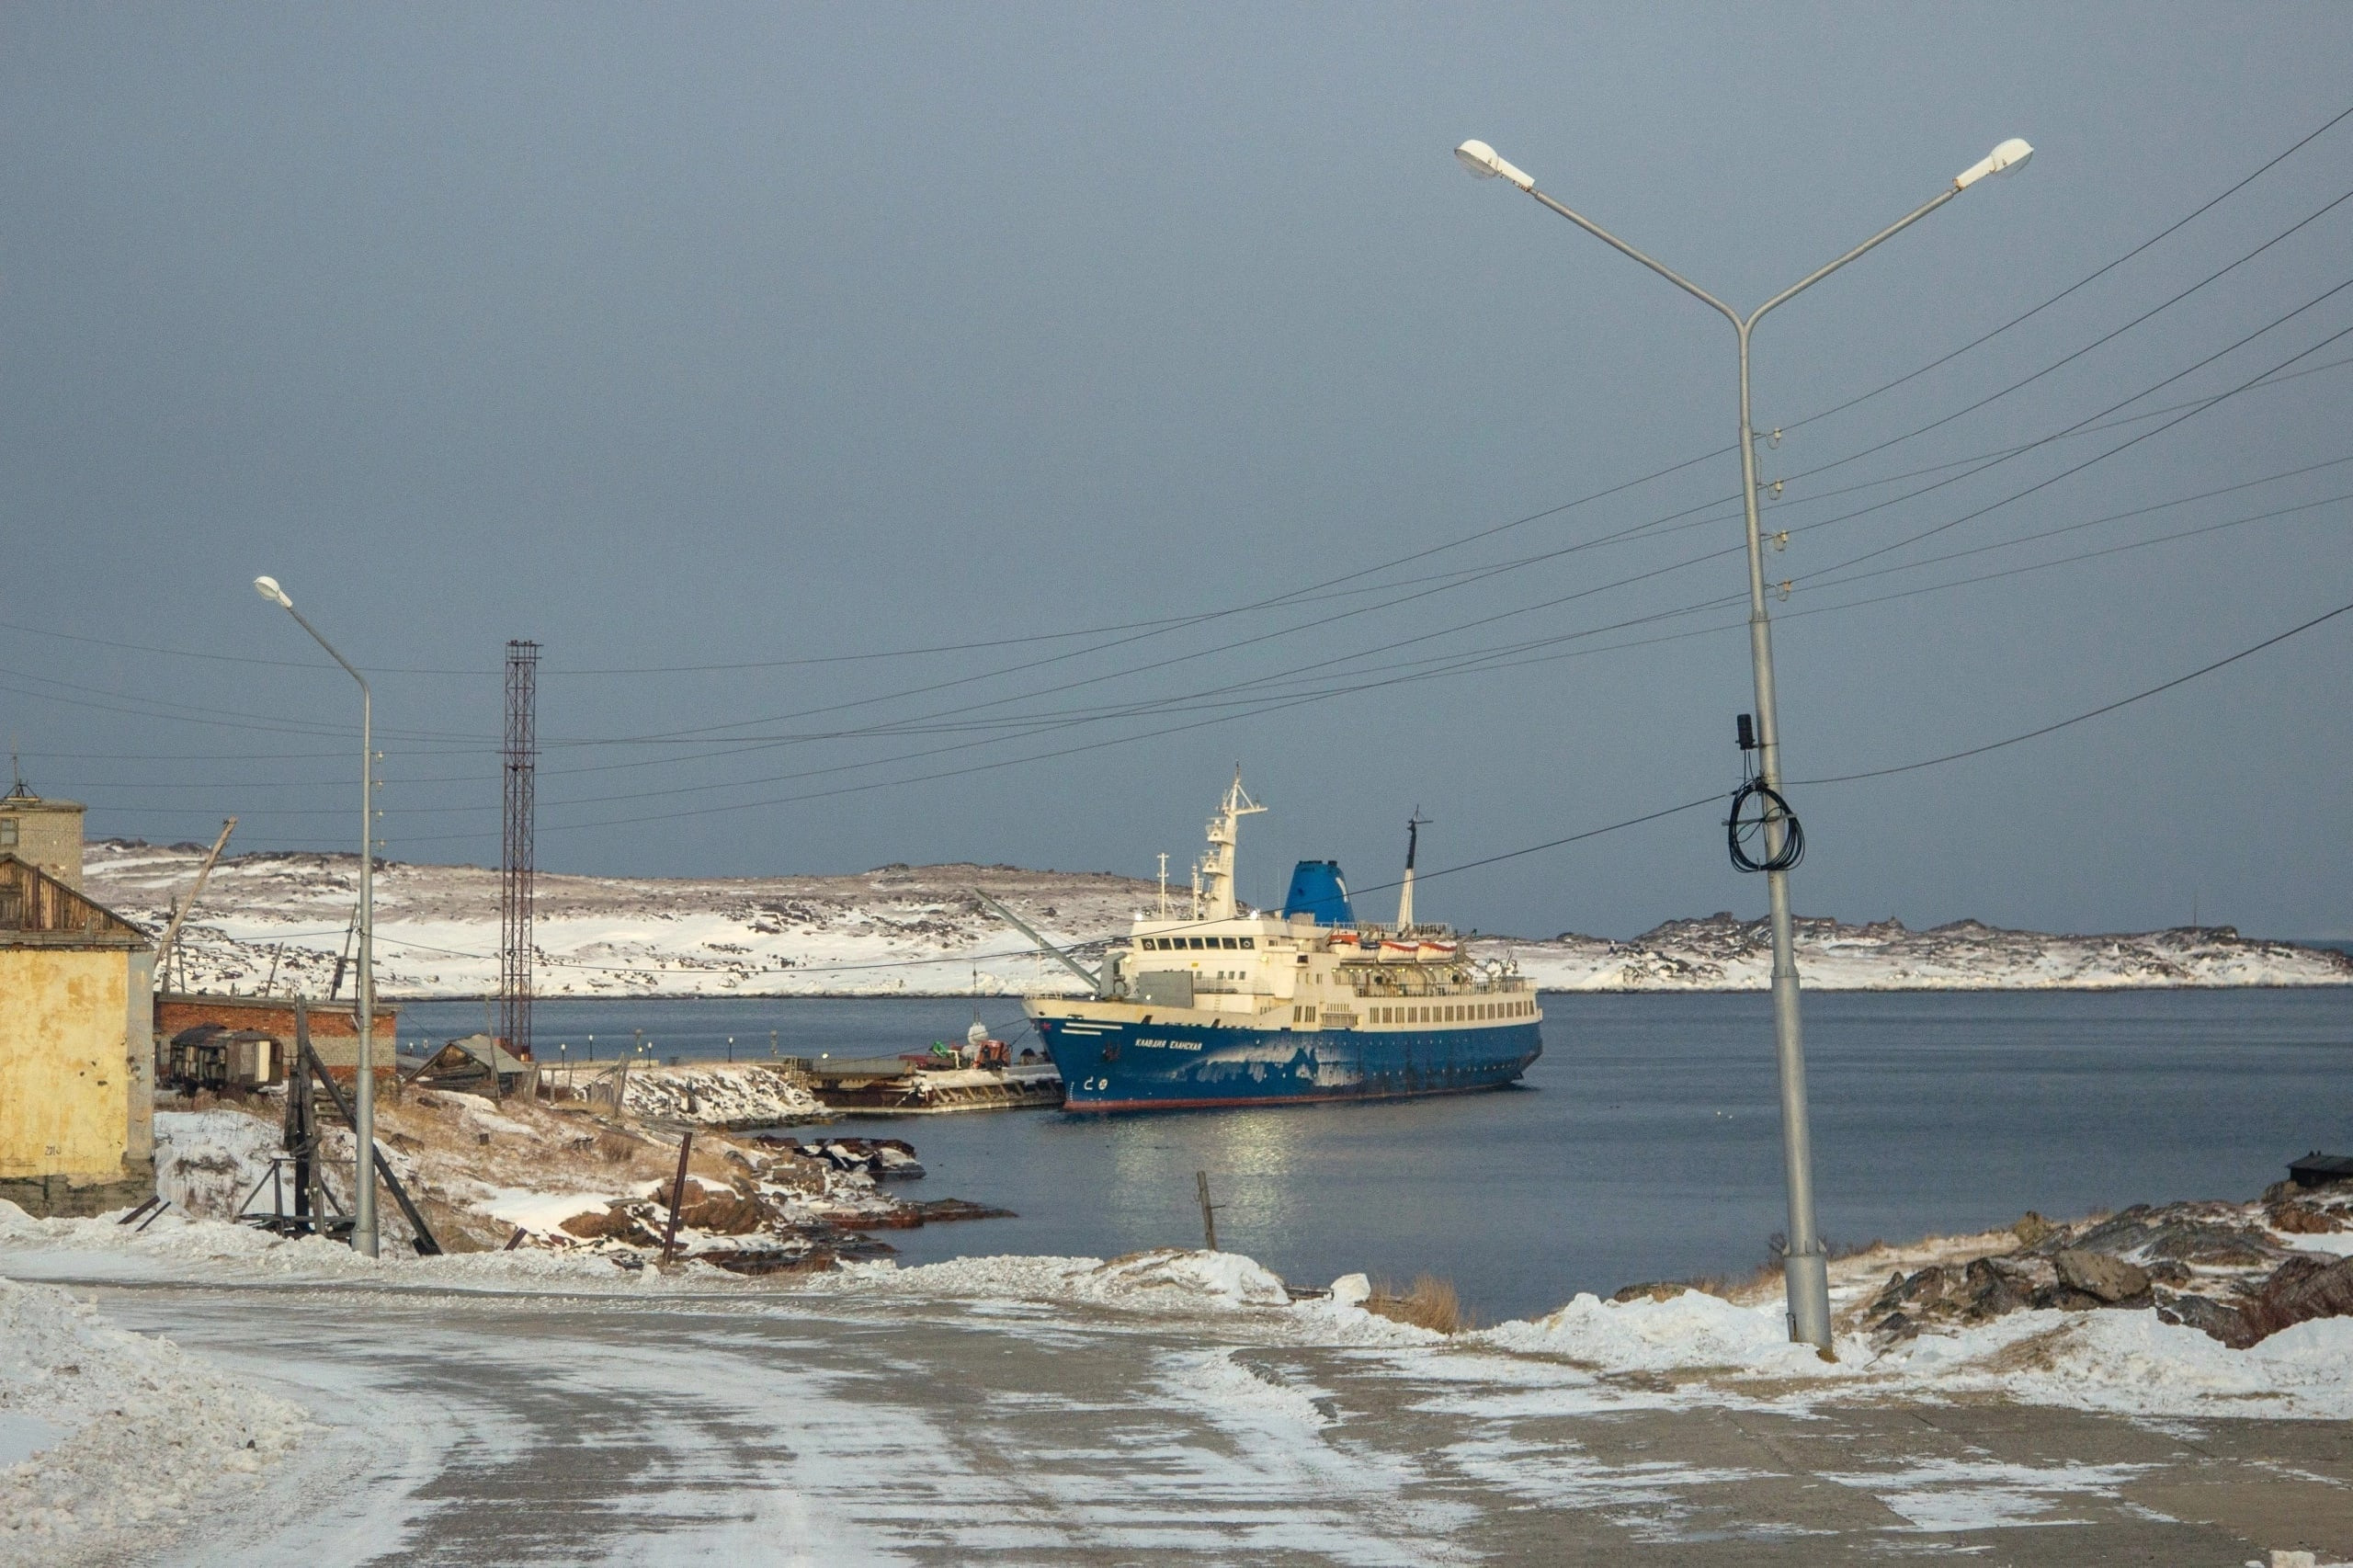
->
[811,1247,1296,1312]
[1485,1290,1865,1378]
[1086,1248,1294,1307]
[1875,1308,2353,1420]
[1472,1287,2353,1420]
[0,1202,381,1285]
[0,1276,306,1567]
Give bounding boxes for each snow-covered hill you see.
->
[85,840,2353,1000]
[1500,913,2353,992]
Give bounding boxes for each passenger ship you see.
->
[1025,773,1542,1112]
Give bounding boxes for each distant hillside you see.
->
[86,841,2353,1000]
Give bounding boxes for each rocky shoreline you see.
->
[1860,1180,2353,1350]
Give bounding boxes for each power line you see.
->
[199,587,2353,973]
[76,447,2353,827]
[42,109,2353,845]
[1782,99,2353,436]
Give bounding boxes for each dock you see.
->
[801,1055,1064,1116]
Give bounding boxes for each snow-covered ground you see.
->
[85,841,2353,999]
[7,1204,2353,1422]
[2,1205,2350,1563]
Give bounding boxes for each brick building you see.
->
[155,994,398,1083]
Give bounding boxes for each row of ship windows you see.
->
[1372,1000,1533,1025]
[1287,999,1536,1026]
[1143,936,1255,950]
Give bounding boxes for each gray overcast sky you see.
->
[6,4,2351,939]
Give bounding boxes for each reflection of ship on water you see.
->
[1017,771,1543,1113]
[801,1015,1064,1116]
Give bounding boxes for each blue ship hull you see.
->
[1036,1016,1542,1112]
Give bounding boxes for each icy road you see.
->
[43,1274,2350,1565]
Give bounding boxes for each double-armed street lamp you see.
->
[254,574,381,1257]
[1452,133,2032,1350]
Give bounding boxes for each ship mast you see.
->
[1198,767,1266,921]
[1395,807,1429,930]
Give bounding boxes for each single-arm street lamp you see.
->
[1452,134,2032,1350]
[254,574,381,1257]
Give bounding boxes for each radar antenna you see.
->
[1197,766,1267,921]
[1395,807,1431,930]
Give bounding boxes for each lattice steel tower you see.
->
[500,640,540,1060]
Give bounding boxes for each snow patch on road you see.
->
[1820,1457,2154,1533]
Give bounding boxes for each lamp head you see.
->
[253,574,292,608]
[1454,140,1536,192]
[1953,137,2033,190]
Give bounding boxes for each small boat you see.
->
[802,1019,1064,1116]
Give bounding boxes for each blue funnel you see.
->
[1280,860,1355,925]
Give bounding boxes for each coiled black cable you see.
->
[1726,780,1805,873]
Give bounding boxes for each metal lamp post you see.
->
[255,574,381,1257]
[1452,135,2032,1349]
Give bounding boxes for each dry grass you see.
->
[176,1087,785,1251]
[375,1092,740,1199]
[1365,1274,1470,1335]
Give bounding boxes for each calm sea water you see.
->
[398,990,2353,1323]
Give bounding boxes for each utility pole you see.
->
[1452,133,2034,1350]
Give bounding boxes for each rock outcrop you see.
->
[1861,1180,2353,1349]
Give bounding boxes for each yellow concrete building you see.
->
[0,853,155,1217]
